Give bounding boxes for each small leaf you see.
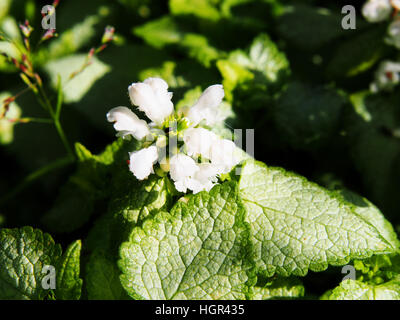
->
[170,0,221,21]
[134,16,183,49]
[110,175,173,226]
[326,25,388,78]
[55,240,83,300]
[217,33,289,103]
[322,277,400,300]
[251,277,304,300]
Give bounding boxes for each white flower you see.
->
[188,163,219,194]
[106,106,150,140]
[169,153,199,193]
[386,20,400,48]
[187,84,225,126]
[183,127,218,159]
[210,138,239,174]
[128,77,173,125]
[370,60,400,92]
[128,146,158,180]
[391,0,400,10]
[362,0,392,22]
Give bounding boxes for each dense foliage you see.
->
[1,0,400,300]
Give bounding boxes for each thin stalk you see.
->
[54,118,74,157]
[36,83,74,158]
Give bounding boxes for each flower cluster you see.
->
[107,77,240,194]
[362,0,397,23]
[362,1,400,91]
[370,60,400,92]
[362,1,400,47]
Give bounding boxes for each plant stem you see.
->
[36,83,75,159]
[54,118,74,157]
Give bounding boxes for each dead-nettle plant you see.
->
[2,0,400,301]
[0,1,115,203]
[107,78,254,194]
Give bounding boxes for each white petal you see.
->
[190,163,218,193]
[128,83,158,111]
[194,85,224,110]
[362,0,392,22]
[185,178,209,194]
[183,127,218,159]
[144,77,169,92]
[194,163,219,182]
[174,179,190,193]
[169,153,199,182]
[128,78,174,125]
[129,146,158,180]
[187,84,225,125]
[210,138,239,174]
[107,106,150,140]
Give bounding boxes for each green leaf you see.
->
[44,54,111,103]
[170,0,221,21]
[238,160,399,277]
[134,16,183,49]
[274,82,346,150]
[180,33,223,67]
[0,227,62,300]
[134,16,223,67]
[42,139,135,233]
[216,59,254,102]
[119,182,253,300]
[251,277,304,300]
[345,91,400,219]
[55,240,83,300]
[111,175,173,226]
[139,61,187,88]
[85,151,172,299]
[322,277,400,300]
[0,0,11,21]
[326,25,388,78]
[85,212,130,300]
[335,190,400,253]
[86,248,130,300]
[277,4,364,51]
[217,33,289,103]
[230,33,289,84]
